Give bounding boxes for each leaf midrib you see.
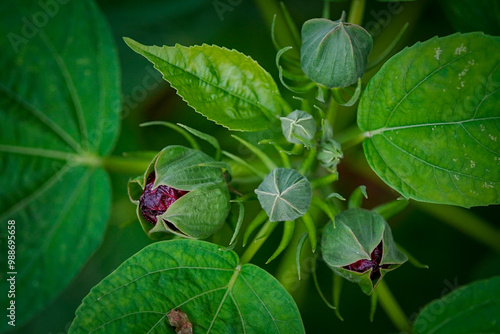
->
[377,133,499,183]
[368,116,500,136]
[0,82,81,152]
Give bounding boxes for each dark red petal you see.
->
[139,172,188,225]
[343,241,386,281]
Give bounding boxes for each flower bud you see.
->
[317,139,343,174]
[301,14,373,88]
[322,208,407,294]
[128,146,231,240]
[280,110,316,145]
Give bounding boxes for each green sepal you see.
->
[160,182,231,239]
[127,145,231,240]
[255,168,312,222]
[127,175,145,203]
[322,208,407,294]
[154,146,227,191]
[301,16,373,88]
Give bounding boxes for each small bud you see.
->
[255,168,312,222]
[280,110,316,146]
[128,146,231,240]
[317,139,343,174]
[322,208,407,294]
[301,13,373,88]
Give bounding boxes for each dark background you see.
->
[10,0,500,333]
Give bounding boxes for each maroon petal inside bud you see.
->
[343,242,389,280]
[139,172,188,226]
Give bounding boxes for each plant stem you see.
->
[323,1,330,19]
[100,155,151,174]
[326,97,339,126]
[347,0,366,25]
[376,280,411,332]
[298,148,317,175]
[415,202,500,253]
[311,173,339,190]
[336,126,367,150]
[240,220,279,265]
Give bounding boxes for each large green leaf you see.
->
[0,0,120,329]
[124,38,287,131]
[69,239,305,333]
[358,33,500,207]
[413,276,500,333]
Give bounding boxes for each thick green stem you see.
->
[100,155,151,174]
[326,97,340,126]
[298,148,317,175]
[323,1,330,19]
[347,0,366,25]
[311,173,339,190]
[415,202,500,252]
[336,126,367,151]
[240,220,279,265]
[376,280,411,332]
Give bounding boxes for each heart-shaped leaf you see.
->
[124,38,287,132]
[255,168,312,222]
[358,32,500,207]
[69,240,305,333]
[0,0,120,328]
[413,276,500,333]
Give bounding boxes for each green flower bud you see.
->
[280,110,316,145]
[322,208,407,294]
[255,168,312,222]
[128,146,231,240]
[301,14,373,88]
[318,139,343,174]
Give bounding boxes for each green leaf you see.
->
[69,240,305,333]
[0,0,120,329]
[255,168,312,222]
[413,276,500,334]
[358,33,500,207]
[124,38,287,131]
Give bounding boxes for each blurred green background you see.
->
[9,0,500,333]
